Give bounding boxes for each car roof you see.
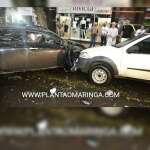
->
[145,32,150,35]
[136,33,150,39]
[0,24,57,35]
[143,33,150,37]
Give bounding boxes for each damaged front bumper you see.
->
[71,57,90,73]
[70,59,79,72]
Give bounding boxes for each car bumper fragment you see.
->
[71,57,89,73]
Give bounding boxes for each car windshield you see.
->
[113,35,146,48]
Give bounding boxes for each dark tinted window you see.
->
[0,28,24,48]
[128,37,150,54]
[114,35,143,48]
[26,31,61,49]
[137,37,150,54]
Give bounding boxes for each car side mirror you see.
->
[127,45,140,54]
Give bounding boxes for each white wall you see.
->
[0,0,13,7]
[48,0,131,7]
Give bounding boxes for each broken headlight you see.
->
[79,52,90,59]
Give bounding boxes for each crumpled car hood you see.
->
[64,39,86,69]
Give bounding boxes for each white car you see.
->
[74,34,150,85]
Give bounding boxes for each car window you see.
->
[137,37,150,54]
[0,28,24,48]
[114,36,140,48]
[26,31,61,49]
[127,37,150,54]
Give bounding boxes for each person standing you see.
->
[135,25,146,37]
[100,23,108,46]
[56,20,62,36]
[117,21,124,43]
[59,24,64,37]
[89,23,98,48]
[80,17,86,39]
[64,20,69,38]
[107,22,118,46]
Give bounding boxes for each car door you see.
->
[121,37,150,80]
[0,28,28,73]
[25,30,65,70]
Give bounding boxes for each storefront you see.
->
[57,6,112,41]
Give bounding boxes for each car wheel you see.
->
[89,65,112,85]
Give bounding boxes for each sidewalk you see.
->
[62,35,101,48]
[74,40,101,48]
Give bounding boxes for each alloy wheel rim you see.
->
[92,68,108,84]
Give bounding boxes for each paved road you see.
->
[0,136,150,150]
[0,108,149,149]
[0,69,150,107]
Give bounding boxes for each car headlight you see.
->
[79,52,90,58]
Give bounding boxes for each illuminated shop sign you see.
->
[49,0,131,7]
[58,7,112,14]
[95,8,112,14]
[72,6,94,13]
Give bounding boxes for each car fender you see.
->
[87,56,119,76]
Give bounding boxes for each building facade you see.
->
[49,0,113,41]
[112,7,150,27]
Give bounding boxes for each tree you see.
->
[34,7,48,28]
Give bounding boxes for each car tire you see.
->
[89,65,112,85]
